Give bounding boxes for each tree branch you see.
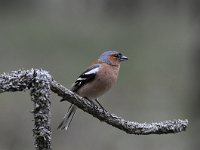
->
[0,69,188,149]
[0,69,52,150]
[51,80,188,135]
[30,70,52,150]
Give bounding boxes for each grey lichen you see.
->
[0,69,189,150]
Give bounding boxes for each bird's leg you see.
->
[84,97,96,108]
[84,97,106,111]
[95,98,106,111]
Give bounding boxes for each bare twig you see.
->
[0,69,188,149]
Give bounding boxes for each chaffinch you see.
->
[58,50,128,130]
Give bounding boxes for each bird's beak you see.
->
[120,55,128,61]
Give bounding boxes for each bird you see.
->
[57,50,128,131]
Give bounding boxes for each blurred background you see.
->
[0,0,199,150]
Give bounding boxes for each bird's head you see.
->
[98,50,128,66]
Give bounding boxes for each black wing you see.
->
[71,64,101,92]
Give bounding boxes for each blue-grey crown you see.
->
[98,50,117,65]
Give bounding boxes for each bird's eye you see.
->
[113,53,122,58]
[113,54,118,57]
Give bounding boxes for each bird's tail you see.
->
[57,104,77,131]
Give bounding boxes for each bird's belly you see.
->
[77,77,116,99]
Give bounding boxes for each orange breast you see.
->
[77,64,120,99]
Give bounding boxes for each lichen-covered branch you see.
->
[30,70,52,150]
[0,69,188,149]
[50,80,188,135]
[0,69,52,150]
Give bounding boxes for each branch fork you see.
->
[0,69,188,150]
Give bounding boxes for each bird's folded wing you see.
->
[71,64,101,92]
